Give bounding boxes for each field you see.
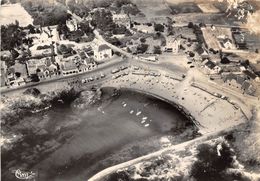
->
[169,2,202,14]
[201,26,234,50]
[197,3,220,13]
[0,3,33,26]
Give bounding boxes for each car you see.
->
[133,66,139,70]
[82,79,86,83]
[120,66,128,70]
[190,65,195,68]
[101,73,106,78]
[210,77,215,80]
[111,69,120,74]
[89,77,94,81]
[187,62,192,64]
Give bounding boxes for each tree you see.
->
[153,46,161,54]
[91,9,115,32]
[221,57,230,64]
[189,51,195,57]
[26,24,36,34]
[79,21,93,35]
[122,4,140,15]
[154,23,164,32]
[190,142,238,181]
[15,72,21,78]
[137,44,149,54]
[188,22,194,28]
[31,74,40,82]
[11,49,19,59]
[1,23,26,51]
[140,37,146,43]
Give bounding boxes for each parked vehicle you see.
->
[111,69,120,74]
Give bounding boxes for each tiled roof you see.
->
[98,44,111,52]
[205,60,216,69]
[61,61,77,71]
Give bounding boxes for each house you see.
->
[37,67,50,80]
[26,58,59,79]
[203,59,222,74]
[134,24,154,34]
[222,38,233,49]
[60,60,79,76]
[251,63,260,77]
[8,77,26,87]
[66,18,78,32]
[0,61,7,87]
[241,81,256,95]
[223,73,246,89]
[11,61,28,78]
[243,70,259,82]
[30,44,53,58]
[165,36,181,54]
[112,13,131,28]
[94,44,112,62]
[26,58,48,75]
[197,47,209,59]
[232,33,247,50]
[1,51,12,59]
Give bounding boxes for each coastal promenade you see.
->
[0,58,127,97]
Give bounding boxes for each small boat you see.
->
[123,103,127,107]
[130,110,134,114]
[136,111,141,116]
[144,124,150,127]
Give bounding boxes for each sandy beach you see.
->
[101,66,248,134]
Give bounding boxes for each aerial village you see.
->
[0,0,260,98]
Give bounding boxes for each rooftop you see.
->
[98,44,111,52]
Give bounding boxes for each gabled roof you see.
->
[223,38,232,44]
[205,60,216,69]
[98,44,111,52]
[61,60,77,71]
[241,81,251,90]
[224,73,246,85]
[197,47,208,55]
[243,70,257,79]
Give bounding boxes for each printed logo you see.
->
[14,169,37,180]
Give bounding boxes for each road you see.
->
[89,125,240,181]
[0,58,127,95]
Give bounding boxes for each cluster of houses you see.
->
[196,25,260,95]
[0,16,115,88]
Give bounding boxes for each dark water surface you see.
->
[2,88,197,181]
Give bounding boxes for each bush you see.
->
[190,142,235,181]
[140,37,146,43]
[189,52,195,57]
[137,43,149,54]
[153,46,162,54]
[188,22,194,28]
[37,45,51,50]
[154,23,164,32]
[221,57,230,64]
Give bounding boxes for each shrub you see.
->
[190,142,235,181]
[137,44,149,54]
[153,46,162,54]
[154,23,164,32]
